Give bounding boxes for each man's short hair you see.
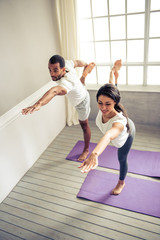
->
[49,55,65,68]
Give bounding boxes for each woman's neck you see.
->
[102,110,118,123]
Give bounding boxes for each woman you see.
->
[79,60,136,195]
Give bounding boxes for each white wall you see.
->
[0,0,67,203]
[89,90,160,127]
[0,0,61,116]
[0,82,66,203]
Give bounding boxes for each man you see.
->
[22,55,95,161]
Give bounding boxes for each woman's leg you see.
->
[118,134,134,180]
[109,59,122,86]
[111,119,136,195]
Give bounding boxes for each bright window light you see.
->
[151,0,160,11]
[94,18,109,41]
[118,66,126,85]
[111,41,126,62]
[97,66,111,84]
[127,0,145,13]
[127,14,145,39]
[76,0,160,86]
[79,19,93,42]
[97,66,126,85]
[128,66,143,85]
[95,42,110,63]
[148,39,160,62]
[109,0,125,15]
[85,68,97,84]
[77,0,91,18]
[148,66,160,85]
[79,42,95,63]
[127,40,144,62]
[92,0,108,17]
[110,16,125,40]
[150,12,160,37]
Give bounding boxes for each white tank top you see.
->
[96,110,129,148]
[57,60,87,106]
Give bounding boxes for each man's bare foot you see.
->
[80,62,96,85]
[111,180,125,195]
[77,150,89,161]
[83,62,96,77]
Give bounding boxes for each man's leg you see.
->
[78,119,91,161]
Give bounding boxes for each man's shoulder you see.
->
[65,60,74,69]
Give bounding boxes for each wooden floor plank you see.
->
[0,121,160,240]
[0,220,51,240]
[0,229,25,240]
[13,182,160,236]
[1,199,112,240]
[0,208,82,240]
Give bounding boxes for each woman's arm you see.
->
[79,122,124,173]
[92,122,123,156]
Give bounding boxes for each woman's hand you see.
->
[78,153,98,173]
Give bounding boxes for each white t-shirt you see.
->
[57,60,87,106]
[96,111,129,148]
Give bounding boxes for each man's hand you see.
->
[78,153,98,173]
[21,86,67,116]
[22,102,41,115]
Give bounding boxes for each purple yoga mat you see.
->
[66,141,160,177]
[77,170,160,218]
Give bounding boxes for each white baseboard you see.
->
[0,82,66,203]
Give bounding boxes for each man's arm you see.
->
[73,60,88,68]
[22,86,67,115]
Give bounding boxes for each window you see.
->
[76,0,160,86]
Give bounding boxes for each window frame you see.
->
[76,0,160,91]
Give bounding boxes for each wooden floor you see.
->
[0,121,160,240]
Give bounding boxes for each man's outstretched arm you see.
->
[22,86,67,115]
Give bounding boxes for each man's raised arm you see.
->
[73,60,88,68]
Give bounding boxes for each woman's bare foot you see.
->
[111,180,125,195]
[112,59,122,72]
[77,150,89,161]
[111,59,122,86]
